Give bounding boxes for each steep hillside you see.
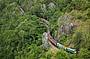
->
[0,0,90,59]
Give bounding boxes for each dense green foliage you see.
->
[0,0,90,59]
